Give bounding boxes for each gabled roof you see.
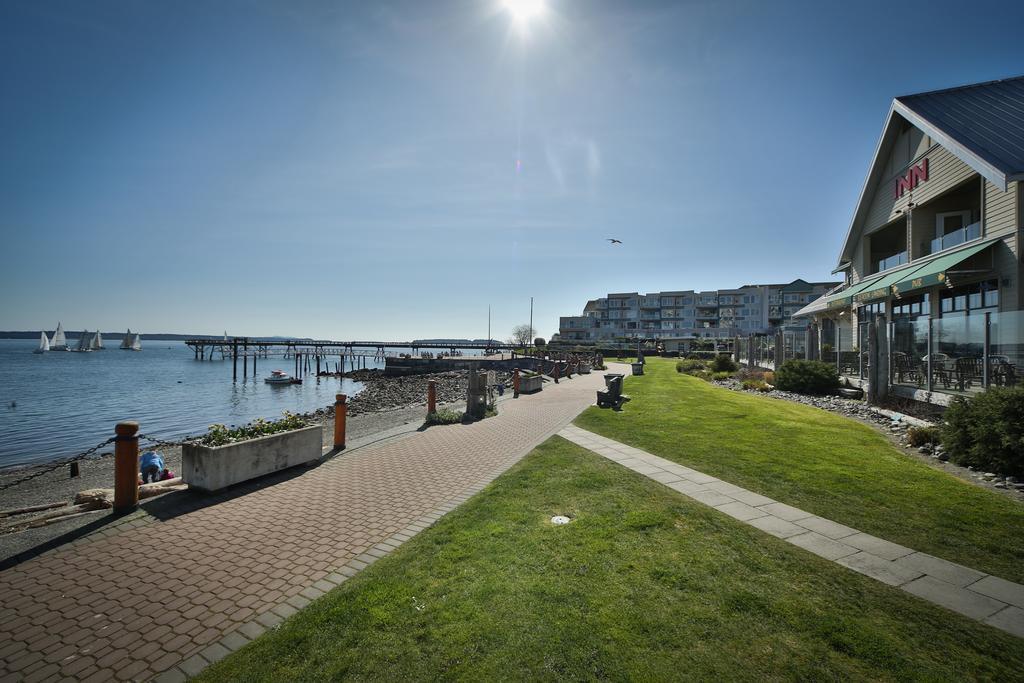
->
[837,75,1024,266]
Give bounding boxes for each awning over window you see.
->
[853,262,926,303]
[891,238,999,297]
[821,274,887,309]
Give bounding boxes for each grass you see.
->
[199,437,1024,681]
[577,357,1024,582]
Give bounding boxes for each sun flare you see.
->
[503,0,545,23]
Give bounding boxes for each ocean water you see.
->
[0,338,373,469]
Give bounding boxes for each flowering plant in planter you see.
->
[201,411,310,447]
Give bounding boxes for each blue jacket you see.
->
[140,451,164,472]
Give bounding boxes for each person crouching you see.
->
[139,450,165,484]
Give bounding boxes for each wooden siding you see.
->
[985,179,1018,240]
[863,145,976,238]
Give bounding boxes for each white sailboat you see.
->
[33,332,50,354]
[74,331,93,352]
[50,322,68,351]
[91,330,105,350]
[120,329,142,351]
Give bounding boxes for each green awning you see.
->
[891,238,999,297]
[853,261,928,303]
[822,274,887,309]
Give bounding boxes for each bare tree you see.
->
[509,324,536,347]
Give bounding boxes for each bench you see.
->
[597,375,627,410]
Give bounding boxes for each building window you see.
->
[892,293,929,318]
[940,280,998,317]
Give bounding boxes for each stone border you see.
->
[559,425,1024,640]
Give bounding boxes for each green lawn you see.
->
[199,437,1024,681]
[577,357,1024,582]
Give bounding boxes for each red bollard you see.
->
[427,379,437,415]
[114,421,139,513]
[334,394,347,450]
[513,368,520,398]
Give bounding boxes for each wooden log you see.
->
[0,500,69,519]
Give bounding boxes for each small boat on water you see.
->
[50,322,69,351]
[265,370,301,385]
[91,330,105,351]
[120,328,142,351]
[33,332,50,354]
[73,331,93,353]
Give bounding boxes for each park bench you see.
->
[597,375,627,410]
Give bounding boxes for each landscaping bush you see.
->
[774,360,839,395]
[710,354,738,373]
[742,379,771,392]
[763,371,775,385]
[676,359,707,373]
[711,371,734,381]
[906,426,941,448]
[425,408,464,426]
[941,386,1024,477]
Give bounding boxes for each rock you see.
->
[918,446,931,454]
[984,472,997,479]
[995,482,1008,489]
[938,453,949,461]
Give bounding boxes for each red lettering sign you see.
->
[894,158,929,198]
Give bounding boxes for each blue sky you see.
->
[2,0,1023,340]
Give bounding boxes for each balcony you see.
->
[876,251,908,273]
[929,221,981,255]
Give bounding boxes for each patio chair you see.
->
[955,356,984,391]
[892,351,921,386]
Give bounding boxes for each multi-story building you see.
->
[795,76,1024,404]
[558,279,838,342]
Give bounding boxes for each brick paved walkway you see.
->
[0,369,609,682]
[559,424,1024,640]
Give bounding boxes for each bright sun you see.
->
[503,0,545,23]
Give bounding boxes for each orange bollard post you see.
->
[113,421,139,513]
[427,379,437,415]
[334,394,347,450]
[513,368,520,398]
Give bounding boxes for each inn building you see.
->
[794,75,1024,404]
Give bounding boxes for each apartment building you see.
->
[794,76,1024,404]
[559,279,838,342]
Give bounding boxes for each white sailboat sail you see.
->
[33,332,49,354]
[51,322,68,350]
[91,330,104,350]
[76,331,92,352]
[120,329,133,350]
[131,333,142,351]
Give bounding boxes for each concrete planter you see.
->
[578,363,592,374]
[520,374,544,394]
[631,362,644,375]
[182,424,322,492]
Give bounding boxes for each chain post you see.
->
[114,421,140,513]
[427,380,436,416]
[334,394,347,450]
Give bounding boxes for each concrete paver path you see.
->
[0,369,608,682]
[559,424,1024,640]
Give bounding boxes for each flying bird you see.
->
[607,238,622,244]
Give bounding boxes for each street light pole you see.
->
[529,297,534,341]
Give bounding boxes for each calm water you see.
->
[0,338,371,469]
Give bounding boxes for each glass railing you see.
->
[875,251,908,274]
[929,222,981,255]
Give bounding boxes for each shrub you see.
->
[906,425,941,448]
[941,387,1024,477]
[774,360,839,395]
[426,408,464,426]
[762,371,775,385]
[676,359,707,373]
[742,379,771,392]
[711,371,734,381]
[710,354,738,373]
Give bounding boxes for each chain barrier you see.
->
[0,437,117,493]
[136,433,200,450]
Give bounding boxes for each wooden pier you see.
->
[183,338,517,381]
